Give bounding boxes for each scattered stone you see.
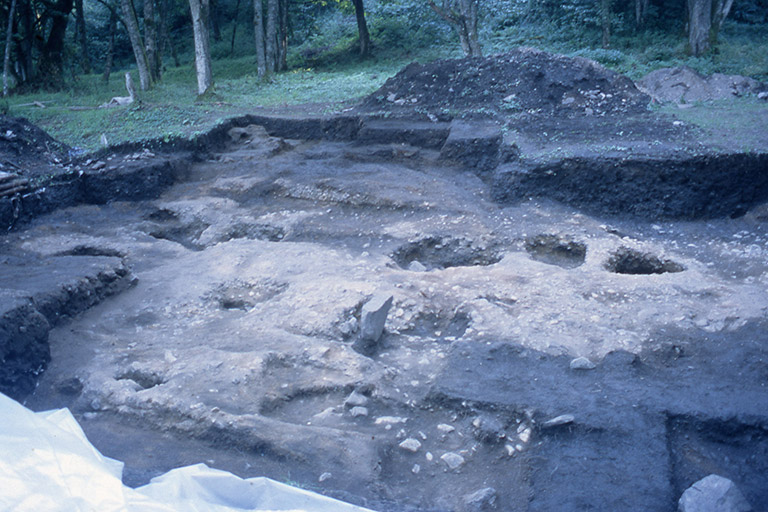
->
[462,487,498,512]
[375,416,408,426]
[505,444,516,456]
[412,464,421,474]
[318,472,332,483]
[471,414,506,443]
[353,293,394,355]
[570,356,596,370]
[440,452,466,470]
[426,452,434,462]
[350,406,369,417]
[437,423,455,434]
[408,260,427,272]
[344,390,369,408]
[399,438,422,453]
[678,474,752,512]
[542,414,575,428]
[758,91,768,101]
[518,426,531,444]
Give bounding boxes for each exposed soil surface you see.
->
[3,50,768,511]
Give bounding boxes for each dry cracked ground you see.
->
[3,122,768,511]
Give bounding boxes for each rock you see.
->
[462,487,498,512]
[375,416,408,426]
[411,464,421,474]
[344,390,369,408]
[471,414,506,443]
[570,356,596,370]
[758,91,768,101]
[542,414,575,428]
[408,260,427,272]
[678,474,752,512]
[399,438,422,453]
[353,293,394,355]
[318,472,332,483]
[55,377,84,395]
[350,406,369,417]
[440,452,465,470]
[437,423,455,434]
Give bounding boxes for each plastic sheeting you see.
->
[0,393,375,512]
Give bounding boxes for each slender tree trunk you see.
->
[145,0,160,81]
[75,0,91,73]
[278,0,287,71]
[211,0,221,41]
[102,10,117,82]
[634,0,649,28]
[3,0,17,96]
[121,0,153,90]
[601,0,612,48]
[687,0,712,56]
[253,0,266,77]
[427,0,482,58]
[18,1,33,83]
[350,0,370,58]
[711,0,734,42]
[265,0,278,73]
[158,0,180,67]
[189,0,213,94]
[230,0,241,56]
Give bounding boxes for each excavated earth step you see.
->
[0,254,134,399]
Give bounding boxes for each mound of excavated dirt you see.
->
[0,115,70,174]
[360,47,650,120]
[637,66,768,104]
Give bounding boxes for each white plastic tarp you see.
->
[0,393,375,512]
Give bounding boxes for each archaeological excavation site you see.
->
[1,49,767,511]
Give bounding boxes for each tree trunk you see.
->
[211,0,221,41]
[230,0,241,56]
[350,0,370,58]
[159,0,180,67]
[121,0,153,90]
[634,0,649,28]
[145,0,161,81]
[601,0,612,48]
[265,0,278,73]
[102,10,117,82]
[3,0,17,96]
[189,0,213,94]
[17,0,33,84]
[39,0,74,87]
[278,0,287,71]
[253,0,266,77]
[711,0,734,42]
[75,0,91,74]
[687,0,712,56]
[427,0,481,58]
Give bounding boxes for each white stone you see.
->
[412,464,421,474]
[375,416,408,425]
[408,260,427,272]
[518,427,531,444]
[318,472,332,482]
[570,357,596,370]
[360,293,394,342]
[426,452,433,462]
[678,474,752,512]
[350,406,369,417]
[440,452,465,470]
[437,423,455,433]
[344,391,369,408]
[542,414,575,428]
[400,438,422,453]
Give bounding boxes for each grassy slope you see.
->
[6,20,767,152]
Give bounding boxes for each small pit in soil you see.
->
[525,234,587,269]
[392,236,501,271]
[605,247,685,275]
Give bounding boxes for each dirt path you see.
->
[0,121,764,511]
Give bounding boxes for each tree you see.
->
[427,0,482,57]
[145,0,161,81]
[686,0,734,56]
[351,0,370,58]
[3,0,17,96]
[601,0,612,48]
[75,0,92,73]
[189,0,213,94]
[266,0,278,73]
[38,0,75,86]
[121,0,154,90]
[253,0,267,76]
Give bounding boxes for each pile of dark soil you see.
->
[360,47,650,120]
[0,115,70,175]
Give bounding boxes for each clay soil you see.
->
[2,50,768,511]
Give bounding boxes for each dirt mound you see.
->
[0,115,70,175]
[360,47,650,120]
[637,66,768,103]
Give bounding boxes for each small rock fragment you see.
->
[570,356,596,370]
[375,416,408,426]
[350,406,369,417]
[408,260,427,272]
[318,472,332,482]
[353,293,394,355]
[678,474,752,512]
[344,390,369,408]
[426,452,434,461]
[440,452,465,470]
[542,414,575,428]
[505,444,516,456]
[462,487,498,512]
[471,414,506,443]
[758,91,768,101]
[518,426,531,444]
[437,423,456,434]
[412,464,421,474]
[400,438,422,453]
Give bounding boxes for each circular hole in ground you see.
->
[392,236,501,271]
[605,247,685,275]
[525,234,586,269]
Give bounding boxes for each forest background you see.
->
[1,0,766,151]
